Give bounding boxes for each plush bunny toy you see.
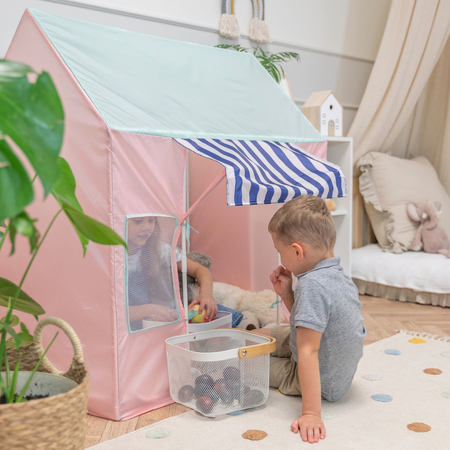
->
[406,201,450,257]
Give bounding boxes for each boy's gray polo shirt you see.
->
[290,257,366,401]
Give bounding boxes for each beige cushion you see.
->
[357,152,450,253]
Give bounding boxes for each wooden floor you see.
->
[84,295,450,448]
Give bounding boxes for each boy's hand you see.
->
[269,265,293,297]
[190,294,218,321]
[291,414,326,443]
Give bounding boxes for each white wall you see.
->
[24,0,389,61]
[1,1,391,131]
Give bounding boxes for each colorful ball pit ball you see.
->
[225,379,241,400]
[223,366,240,381]
[213,378,227,393]
[195,374,215,388]
[209,390,220,405]
[219,388,235,405]
[194,383,211,399]
[178,385,195,403]
[242,389,264,408]
[189,305,207,323]
[196,396,214,415]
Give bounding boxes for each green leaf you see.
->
[0,60,35,81]
[0,139,34,221]
[8,212,38,255]
[0,314,19,327]
[16,322,33,346]
[0,67,64,197]
[10,358,22,402]
[0,320,21,349]
[215,44,248,53]
[62,203,127,248]
[51,157,81,209]
[214,45,300,82]
[52,157,126,253]
[51,157,89,254]
[0,278,45,316]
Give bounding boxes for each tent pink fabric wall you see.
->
[3,11,188,420]
[111,131,187,419]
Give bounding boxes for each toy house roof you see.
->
[21,9,346,204]
[30,9,325,144]
[303,90,342,109]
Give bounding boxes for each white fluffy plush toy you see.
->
[180,252,288,329]
[212,282,288,329]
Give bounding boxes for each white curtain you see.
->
[400,36,450,193]
[349,0,450,190]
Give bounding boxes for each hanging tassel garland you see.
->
[219,0,240,40]
[249,0,272,44]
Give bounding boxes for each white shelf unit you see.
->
[326,137,353,277]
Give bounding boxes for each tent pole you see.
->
[182,169,226,222]
[182,162,189,330]
[276,203,281,326]
[181,166,225,330]
[276,274,281,325]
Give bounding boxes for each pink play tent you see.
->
[3,9,345,420]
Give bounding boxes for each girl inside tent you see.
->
[126,215,242,332]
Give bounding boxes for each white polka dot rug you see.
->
[89,330,450,450]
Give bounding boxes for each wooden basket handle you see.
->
[238,333,276,359]
[33,316,84,376]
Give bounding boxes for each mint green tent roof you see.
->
[30,9,324,143]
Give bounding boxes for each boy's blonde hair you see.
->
[268,195,336,252]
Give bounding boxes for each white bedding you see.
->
[352,244,450,307]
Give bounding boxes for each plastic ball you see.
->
[195,374,214,388]
[177,385,194,403]
[225,379,241,400]
[219,388,235,405]
[241,389,265,408]
[194,383,211,399]
[223,366,240,381]
[196,396,214,415]
[213,378,227,394]
[209,389,220,405]
[189,305,207,323]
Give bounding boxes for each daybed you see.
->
[351,152,450,307]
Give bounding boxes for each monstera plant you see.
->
[0,59,126,403]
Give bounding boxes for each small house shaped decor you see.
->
[301,90,343,137]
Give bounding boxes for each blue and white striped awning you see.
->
[175,138,346,206]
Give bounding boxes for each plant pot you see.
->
[0,317,89,450]
[1,371,78,402]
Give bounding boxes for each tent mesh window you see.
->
[125,215,179,333]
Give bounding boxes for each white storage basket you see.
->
[165,329,276,417]
[187,311,232,333]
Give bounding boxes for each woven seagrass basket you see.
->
[0,317,89,450]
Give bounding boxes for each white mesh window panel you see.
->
[125,215,179,333]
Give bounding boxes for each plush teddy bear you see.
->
[179,251,288,329]
[212,281,288,329]
[406,201,450,257]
